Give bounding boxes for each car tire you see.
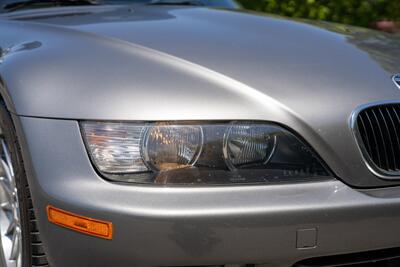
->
[0,100,49,267]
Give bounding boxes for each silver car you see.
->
[1,0,400,266]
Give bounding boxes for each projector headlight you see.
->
[81,121,331,185]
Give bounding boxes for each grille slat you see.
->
[378,109,396,170]
[356,104,400,175]
[384,107,400,170]
[391,107,400,159]
[363,110,382,167]
[371,109,390,170]
[358,115,372,156]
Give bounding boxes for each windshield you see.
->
[0,0,240,12]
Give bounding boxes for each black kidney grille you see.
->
[356,104,400,173]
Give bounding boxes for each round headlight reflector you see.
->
[224,123,277,170]
[142,123,203,171]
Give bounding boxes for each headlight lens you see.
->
[224,124,277,170]
[81,121,331,185]
[143,124,203,171]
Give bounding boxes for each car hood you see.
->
[1,5,400,187]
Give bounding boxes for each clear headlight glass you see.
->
[224,124,277,170]
[143,124,203,171]
[81,121,331,185]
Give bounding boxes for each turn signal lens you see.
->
[81,122,147,174]
[47,206,113,240]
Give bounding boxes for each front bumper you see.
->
[15,116,400,267]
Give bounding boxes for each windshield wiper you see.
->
[149,0,205,6]
[3,0,101,12]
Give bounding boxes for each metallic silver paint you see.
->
[14,116,400,266]
[0,5,399,187]
[1,4,400,266]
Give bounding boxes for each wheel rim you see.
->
[0,138,22,267]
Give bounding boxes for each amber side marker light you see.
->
[47,206,113,240]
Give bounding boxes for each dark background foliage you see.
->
[237,0,400,29]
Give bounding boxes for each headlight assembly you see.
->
[81,121,331,185]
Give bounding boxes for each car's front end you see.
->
[1,1,400,266]
[16,115,400,267]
